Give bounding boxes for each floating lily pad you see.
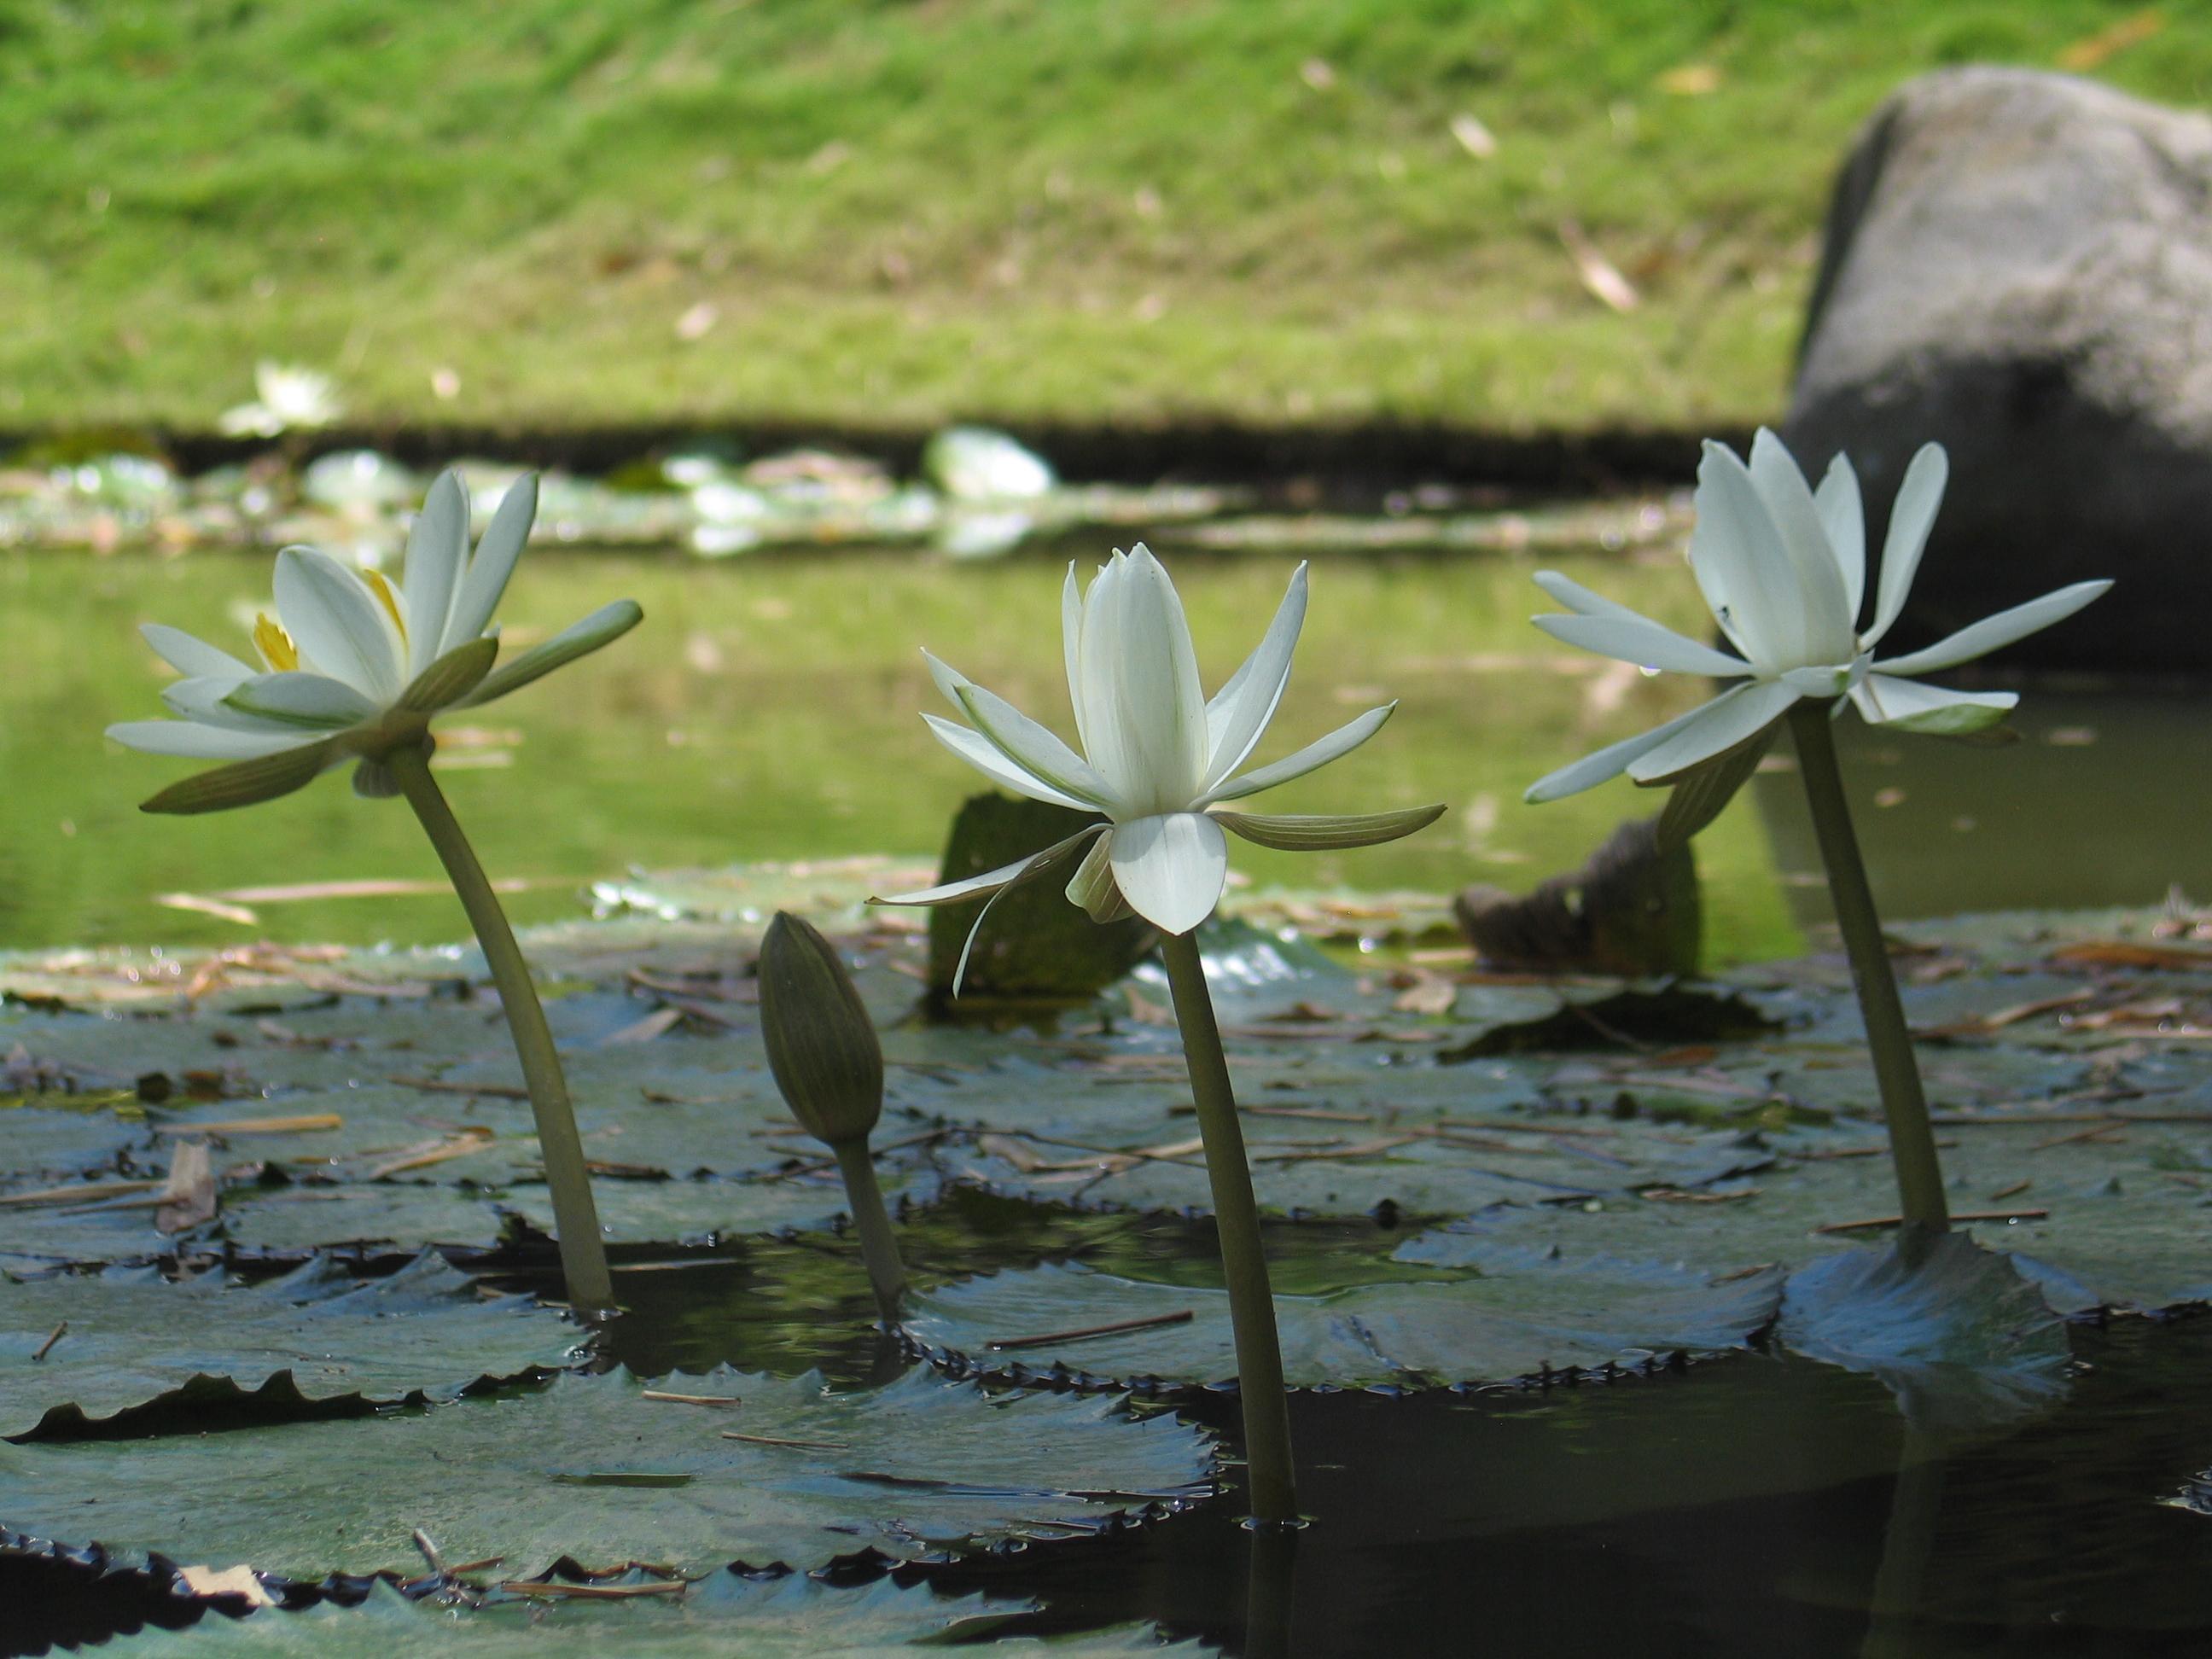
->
[0,1366,1214,1580]
[900,1254,1784,1391]
[123,1574,1203,1656]
[0,1251,578,1439]
[1774,1232,2072,1434]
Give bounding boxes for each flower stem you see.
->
[388,746,615,1313]
[1158,930,1300,1527]
[830,1137,907,1326]
[1787,703,1951,1234]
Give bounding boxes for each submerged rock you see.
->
[1784,67,2212,670]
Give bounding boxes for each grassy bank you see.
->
[3,1,2207,436]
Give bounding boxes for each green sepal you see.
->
[140,739,339,816]
[1211,802,1445,852]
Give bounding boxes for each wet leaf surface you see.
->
[0,1251,578,1439]
[0,895,2201,1330]
[1773,1233,2071,1435]
[901,1252,1784,1390]
[113,1573,1203,1656]
[0,1366,1215,1580]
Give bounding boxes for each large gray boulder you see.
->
[1784,67,2212,671]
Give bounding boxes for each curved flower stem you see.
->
[1158,930,1300,1527]
[388,746,615,1313]
[830,1138,907,1327]
[1788,703,1951,1235]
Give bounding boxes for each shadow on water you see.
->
[933,1319,2212,1658]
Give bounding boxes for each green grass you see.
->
[2,0,2208,434]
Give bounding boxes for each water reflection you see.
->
[1755,687,2212,926]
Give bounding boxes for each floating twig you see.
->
[1813,1208,2047,1235]
[987,1309,1196,1351]
[641,1390,742,1407]
[1988,1179,2034,1201]
[497,1580,687,1600]
[31,1322,66,1361]
[720,1430,852,1451]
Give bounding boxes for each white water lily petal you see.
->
[1813,453,1866,623]
[1213,804,1446,851]
[1533,612,1755,678]
[1697,443,1814,669]
[1849,673,2017,735]
[871,827,1105,909]
[922,714,1094,811]
[1203,562,1308,789]
[1872,580,2113,678]
[949,678,1118,810]
[1748,428,1854,662]
[1863,444,1947,649]
[272,547,405,702]
[141,624,253,681]
[105,720,317,760]
[222,672,384,731]
[402,470,469,676]
[1626,678,1801,786]
[465,600,643,707]
[1087,546,1208,812]
[1064,827,1129,922]
[1109,812,1228,935]
[1207,703,1394,804]
[1061,564,1090,752]
[445,473,538,648]
[1523,696,1722,803]
[1530,570,1652,623]
[161,674,302,733]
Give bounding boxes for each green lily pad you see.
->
[0,1251,579,1440]
[122,1574,1203,1656]
[1774,1232,2072,1434]
[0,1366,1214,1580]
[900,1253,1784,1390]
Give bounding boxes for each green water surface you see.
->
[5,538,2188,960]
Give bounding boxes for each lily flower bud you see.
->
[758,912,884,1148]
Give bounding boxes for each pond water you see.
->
[6,535,2204,963]
[3,503,2210,1656]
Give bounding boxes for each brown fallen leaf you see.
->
[153,1113,342,1137]
[176,1564,274,1607]
[2050,940,2212,971]
[602,1005,685,1046]
[2057,7,2163,71]
[365,1132,496,1180]
[1391,973,1458,1017]
[156,1139,218,1234]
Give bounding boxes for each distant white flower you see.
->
[218,362,343,439]
[1526,430,2111,802]
[878,544,1441,982]
[108,469,641,812]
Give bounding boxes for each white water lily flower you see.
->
[877,544,1443,984]
[108,469,642,813]
[217,362,342,439]
[1525,430,2112,803]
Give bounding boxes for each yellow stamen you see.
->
[253,614,299,672]
[364,568,408,643]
